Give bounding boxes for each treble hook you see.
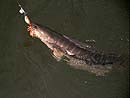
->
[17,1,31,25]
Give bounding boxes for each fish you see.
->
[18,3,121,76]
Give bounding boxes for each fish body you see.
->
[28,23,120,65]
[18,4,121,75]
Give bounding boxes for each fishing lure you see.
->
[18,4,121,76]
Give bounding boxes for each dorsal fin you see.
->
[63,35,95,50]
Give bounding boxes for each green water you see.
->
[0,0,129,98]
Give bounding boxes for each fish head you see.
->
[27,23,54,42]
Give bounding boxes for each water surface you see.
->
[0,0,129,98]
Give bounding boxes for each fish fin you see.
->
[63,35,95,49]
[52,48,64,61]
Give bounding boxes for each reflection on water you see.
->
[0,0,129,98]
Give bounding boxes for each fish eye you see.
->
[34,25,37,28]
[33,24,38,29]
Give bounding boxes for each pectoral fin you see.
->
[52,48,64,61]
